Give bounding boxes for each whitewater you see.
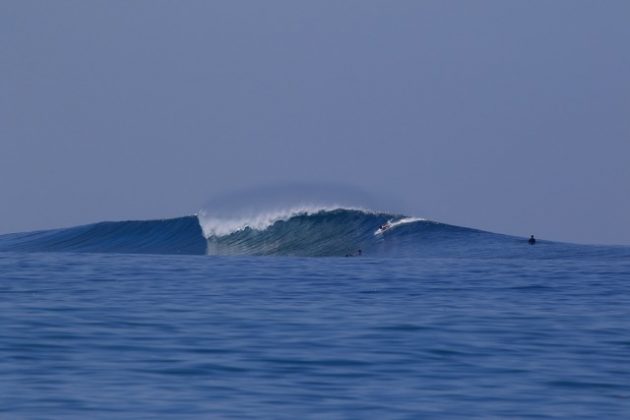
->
[2,206,630,418]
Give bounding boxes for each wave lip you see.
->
[197,205,373,238]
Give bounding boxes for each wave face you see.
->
[0,216,207,255]
[1,208,627,258]
[204,208,388,257]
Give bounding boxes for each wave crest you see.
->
[197,206,372,238]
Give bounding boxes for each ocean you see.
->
[1,209,630,418]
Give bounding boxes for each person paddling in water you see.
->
[528,235,536,245]
[345,249,363,257]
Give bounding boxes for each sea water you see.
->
[1,209,630,418]
[2,251,630,418]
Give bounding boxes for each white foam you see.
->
[374,217,426,236]
[197,205,371,238]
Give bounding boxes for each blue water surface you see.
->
[2,250,630,418]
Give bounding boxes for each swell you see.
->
[0,216,207,255]
[1,208,627,258]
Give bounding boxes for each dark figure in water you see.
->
[528,235,536,245]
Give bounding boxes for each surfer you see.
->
[528,235,536,245]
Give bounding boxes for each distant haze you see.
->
[1,1,629,244]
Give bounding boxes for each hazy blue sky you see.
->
[1,1,629,244]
